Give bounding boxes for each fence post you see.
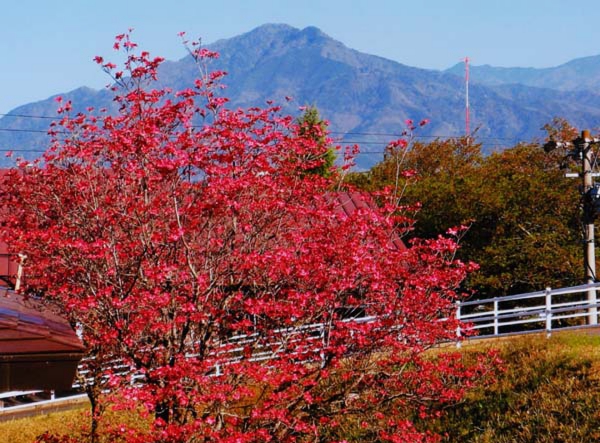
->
[320,322,327,369]
[587,283,598,325]
[545,287,552,338]
[456,301,462,348]
[493,298,499,336]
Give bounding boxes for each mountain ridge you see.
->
[3,24,600,169]
[445,54,600,91]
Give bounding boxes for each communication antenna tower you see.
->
[464,56,470,137]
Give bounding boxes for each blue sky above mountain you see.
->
[3,0,600,114]
[4,24,600,170]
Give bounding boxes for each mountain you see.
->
[446,55,600,91]
[3,24,600,169]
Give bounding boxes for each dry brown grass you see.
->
[4,331,600,442]
[0,408,89,442]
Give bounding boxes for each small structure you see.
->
[0,288,85,391]
[330,191,407,251]
[0,242,19,289]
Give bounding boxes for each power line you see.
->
[0,128,523,149]
[330,132,521,142]
[0,128,53,134]
[0,149,519,156]
[0,112,526,143]
[0,141,518,155]
[0,113,59,120]
[0,149,46,153]
[340,140,516,149]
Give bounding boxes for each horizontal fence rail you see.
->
[3,283,600,413]
[456,282,600,340]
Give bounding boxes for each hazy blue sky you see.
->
[2,0,600,112]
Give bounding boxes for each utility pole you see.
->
[544,130,599,325]
[581,130,598,324]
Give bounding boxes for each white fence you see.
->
[457,282,600,340]
[3,283,600,414]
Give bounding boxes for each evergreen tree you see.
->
[295,106,337,177]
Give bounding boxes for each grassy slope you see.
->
[425,332,600,442]
[0,409,89,442]
[3,332,600,442]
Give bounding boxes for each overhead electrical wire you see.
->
[0,128,55,134]
[0,113,59,120]
[0,126,524,147]
[0,111,528,155]
[329,131,521,142]
[0,112,525,143]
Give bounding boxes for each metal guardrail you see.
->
[3,283,600,414]
[0,394,88,422]
[456,282,600,341]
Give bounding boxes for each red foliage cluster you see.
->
[1,35,493,442]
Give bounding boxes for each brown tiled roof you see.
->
[0,289,85,391]
[330,191,407,251]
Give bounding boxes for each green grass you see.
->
[423,331,600,442]
[4,331,600,442]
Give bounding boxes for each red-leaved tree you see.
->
[0,34,494,443]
